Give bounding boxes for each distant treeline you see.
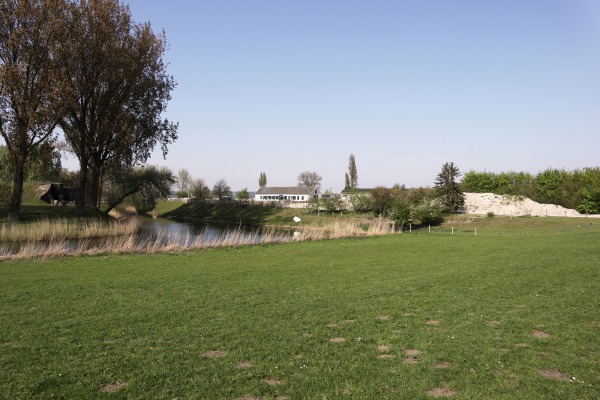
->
[460,168,600,214]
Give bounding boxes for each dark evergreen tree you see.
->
[434,162,464,213]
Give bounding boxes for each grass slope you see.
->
[159,201,283,226]
[158,201,374,228]
[1,233,599,399]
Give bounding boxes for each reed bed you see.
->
[0,219,395,261]
[0,218,140,242]
[293,218,394,240]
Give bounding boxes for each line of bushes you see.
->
[460,167,600,213]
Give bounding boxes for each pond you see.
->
[0,216,290,257]
[135,216,272,246]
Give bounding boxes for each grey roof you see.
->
[255,186,317,195]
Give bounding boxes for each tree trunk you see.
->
[87,167,102,211]
[75,160,88,216]
[7,164,25,222]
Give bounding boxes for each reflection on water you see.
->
[0,216,284,256]
[135,216,266,246]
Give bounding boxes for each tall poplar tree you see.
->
[345,153,358,190]
[258,172,267,188]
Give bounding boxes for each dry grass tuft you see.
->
[538,369,570,381]
[426,388,457,397]
[201,350,228,358]
[99,381,128,393]
[292,219,394,241]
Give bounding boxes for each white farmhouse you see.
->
[254,186,320,203]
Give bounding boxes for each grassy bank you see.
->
[157,201,283,226]
[156,200,373,227]
[1,231,598,399]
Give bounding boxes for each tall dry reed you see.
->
[0,218,396,261]
[0,218,140,242]
[293,219,394,241]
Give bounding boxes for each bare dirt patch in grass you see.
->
[236,396,263,400]
[201,350,228,358]
[533,330,552,339]
[538,351,552,357]
[1,341,24,349]
[377,354,395,359]
[435,362,452,369]
[344,319,356,323]
[329,337,346,343]
[378,344,391,352]
[403,348,422,364]
[487,320,502,325]
[426,388,458,397]
[262,378,285,386]
[539,369,570,381]
[235,361,252,369]
[99,381,128,393]
[377,315,391,321]
[426,320,440,325]
[326,323,339,328]
[515,343,530,347]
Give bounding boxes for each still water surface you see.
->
[135,216,267,246]
[1,217,281,255]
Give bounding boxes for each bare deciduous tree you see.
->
[191,178,210,200]
[212,178,231,202]
[177,168,191,197]
[297,171,322,189]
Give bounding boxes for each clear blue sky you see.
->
[124,0,600,192]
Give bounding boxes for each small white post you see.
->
[409,223,412,233]
[429,225,431,234]
[452,226,454,235]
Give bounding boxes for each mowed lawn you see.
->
[1,232,599,399]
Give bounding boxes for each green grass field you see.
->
[1,227,599,399]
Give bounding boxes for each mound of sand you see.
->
[463,193,599,218]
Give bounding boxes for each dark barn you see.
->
[39,184,77,205]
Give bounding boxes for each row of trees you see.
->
[461,168,600,214]
[174,168,237,202]
[257,153,358,192]
[256,171,324,190]
[309,162,464,230]
[0,0,177,220]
